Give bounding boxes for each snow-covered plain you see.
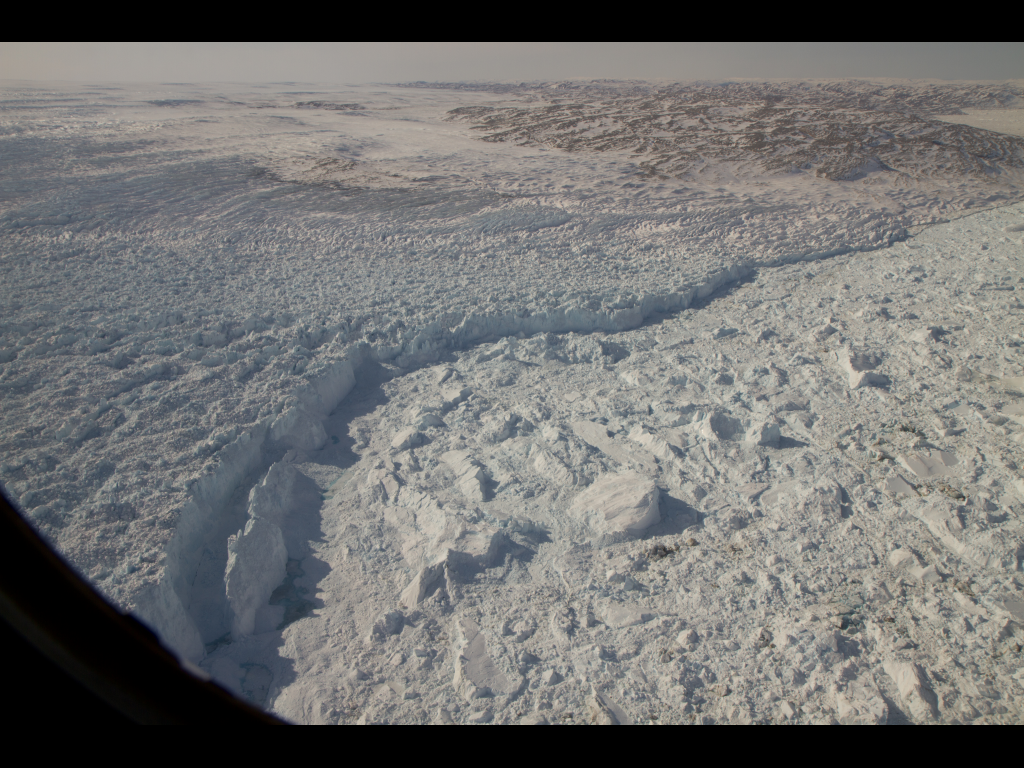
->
[2,80,1024,723]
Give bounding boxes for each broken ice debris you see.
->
[506,618,536,642]
[883,660,938,721]
[588,690,630,725]
[364,467,400,503]
[518,713,549,725]
[442,385,472,410]
[862,579,893,605]
[540,424,563,443]
[442,450,488,502]
[628,425,677,462]
[603,604,653,628]
[572,419,611,447]
[477,411,520,444]
[738,483,769,503]
[912,500,1022,572]
[369,610,405,641]
[619,369,651,387]
[898,449,959,480]
[572,420,657,473]
[400,562,445,609]
[888,548,917,570]
[677,629,699,648]
[810,323,838,343]
[907,326,944,344]
[540,669,562,686]
[746,419,782,447]
[531,446,579,487]
[908,563,942,584]
[408,406,445,430]
[835,678,888,725]
[391,427,423,452]
[836,347,889,389]
[883,473,917,497]
[994,599,1024,623]
[697,411,745,442]
[453,618,518,701]
[570,471,660,540]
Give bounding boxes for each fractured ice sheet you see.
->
[2,81,1024,724]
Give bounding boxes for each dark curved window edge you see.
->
[0,488,284,724]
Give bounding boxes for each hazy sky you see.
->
[1,42,1021,83]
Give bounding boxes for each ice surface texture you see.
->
[2,81,1024,723]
